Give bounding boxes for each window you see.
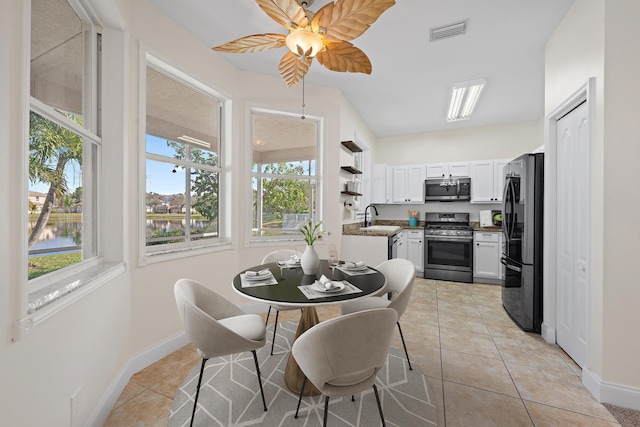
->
[27,0,100,310]
[250,109,322,240]
[144,58,225,255]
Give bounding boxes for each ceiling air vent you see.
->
[430,21,467,42]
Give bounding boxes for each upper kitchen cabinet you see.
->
[391,165,426,203]
[426,161,470,178]
[470,158,510,203]
[371,164,391,204]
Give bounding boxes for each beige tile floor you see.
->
[104,278,621,426]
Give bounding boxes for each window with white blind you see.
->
[144,55,228,257]
[249,108,323,241]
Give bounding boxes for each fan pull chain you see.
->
[301,77,306,120]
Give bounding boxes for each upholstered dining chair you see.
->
[261,249,302,355]
[339,258,416,370]
[292,308,398,427]
[174,279,268,427]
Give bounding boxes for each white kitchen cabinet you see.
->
[426,161,470,178]
[390,165,426,203]
[470,158,510,203]
[371,164,391,204]
[396,230,408,260]
[473,231,503,284]
[405,229,423,273]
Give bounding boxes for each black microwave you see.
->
[424,177,471,201]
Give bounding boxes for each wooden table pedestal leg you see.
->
[284,307,321,396]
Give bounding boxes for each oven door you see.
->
[424,236,473,272]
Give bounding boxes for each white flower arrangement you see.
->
[299,220,327,245]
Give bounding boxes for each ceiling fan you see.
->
[212,0,396,87]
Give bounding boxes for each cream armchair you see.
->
[340,258,416,370]
[174,278,268,426]
[292,308,398,426]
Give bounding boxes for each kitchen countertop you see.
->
[471,222,503,232]
[343,220,503,235]
[342,220,422,236]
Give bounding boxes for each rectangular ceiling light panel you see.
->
[447,79,486,122]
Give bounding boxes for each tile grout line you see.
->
[468,283,536,426]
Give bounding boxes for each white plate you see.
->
[244,272,271,281]
[314,281,345,293]
[344,265,367,271]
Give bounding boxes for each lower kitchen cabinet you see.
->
[473,231,502,284]
[398,229,423,274]
[397,231,408,260]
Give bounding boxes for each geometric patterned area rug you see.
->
[169,321,437,426]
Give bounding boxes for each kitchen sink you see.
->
[359,225,401,232]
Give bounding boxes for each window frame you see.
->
[140,52,231,264]
[26,0,102,305]
[12,0,129,341]
[246,106,324,245]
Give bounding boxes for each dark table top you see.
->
[233,260,386,307]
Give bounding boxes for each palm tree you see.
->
[28,112,83,248]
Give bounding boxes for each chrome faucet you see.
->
[364,204,379,227]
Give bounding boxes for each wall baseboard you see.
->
[541,322,556,344]
[88,331,189,426]
[88,303,264,426]
[583,367,640,411]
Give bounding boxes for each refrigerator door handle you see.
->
[502,179,512,239]
[500,257,522,272]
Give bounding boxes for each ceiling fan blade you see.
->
[311,0,395,43]
[257,0,309,30]
[212,33,286,53]
[279,51,312,87]
[316,41,372,74]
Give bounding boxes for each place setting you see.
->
[298,274,362,300]
[336,260,377,276]
[240,268,278,288]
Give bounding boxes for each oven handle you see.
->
[500,257,522,272]
[425,236,473,242]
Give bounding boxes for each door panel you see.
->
[556,102,588,367]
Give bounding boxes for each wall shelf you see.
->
[341,191,362,196]
[341,140,363,153]
[341,166,362,174]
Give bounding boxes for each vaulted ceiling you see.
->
[147,0,575,138]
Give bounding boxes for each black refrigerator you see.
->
[501,153,543,333]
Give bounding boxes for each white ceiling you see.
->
[145,0,575,138]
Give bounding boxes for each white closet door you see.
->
[556,102,589,367]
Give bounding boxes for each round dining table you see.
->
[232,259,386,395]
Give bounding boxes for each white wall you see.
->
[373,120,543,164]
[338,95,379,222]
[600,0,640,392]
[545,0,640,405]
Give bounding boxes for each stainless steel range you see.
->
[424,212,474,283]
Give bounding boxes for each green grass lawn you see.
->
[28,253,82,280]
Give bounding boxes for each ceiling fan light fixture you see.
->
[447,79,486,122]
[286,28,323,59]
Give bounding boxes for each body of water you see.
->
[29,217,215,255]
